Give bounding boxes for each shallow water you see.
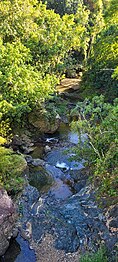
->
[45,148,84,172]
[1,124,80,262]
[0,235,36,262]
[1,123,117,260]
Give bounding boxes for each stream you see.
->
[1,123,117,262]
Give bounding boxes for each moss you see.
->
[0,146,27,194]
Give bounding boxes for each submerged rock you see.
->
[44,145,51,153]
[31,158,45,167]
[46,138,59,143]
[11,125,117,260]
[0,189,17,256]
[56,161,70,171]
[17,181,117,255]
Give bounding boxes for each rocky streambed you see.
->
[1,124,117,262]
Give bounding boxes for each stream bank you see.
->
[0,88,117,262]
[1,121,117,262]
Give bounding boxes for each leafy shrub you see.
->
[0,136,7,145]
[71,96,118,196]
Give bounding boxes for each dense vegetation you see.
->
[0,0,89,136]
[71,96,118,197]
[81,0,118,100]
[0,0,117,199]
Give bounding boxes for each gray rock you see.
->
[22,146,35,154]
[25,155,33,163]
[0,189,17,256]
[21,185,40,206]
[12,135,23,146]
[45,164,65,180]
[12,134,35,155]
[31,158,45,167]
[74,180,87,192]
[44,145,51,153]
[29,109,61,134]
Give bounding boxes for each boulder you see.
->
[31,158,45,167]
[57,78,81,93]
[12,134,34,154]
[0,189,17,256]
[12,135,23,147]
[28,109,61,134]
[0,146,27,193]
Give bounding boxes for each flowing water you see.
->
[1,123,117,261]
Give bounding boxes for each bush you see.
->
[0,136,7,145]
[71,96,118,197]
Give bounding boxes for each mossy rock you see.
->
[0,147,27,193]
[28,108,61,134]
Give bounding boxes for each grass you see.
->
[79,246,108,262]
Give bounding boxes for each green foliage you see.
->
[82,0,118,100]
[46,95,68,116]
[112,66,118,80]
[0,0,89,136]
[71,96,118,196]
[0,1,89,71]
[0,39,58,108]
[82,25,118,100]
[104,0,118,24]
[79,246,108,262]
[25,4,89,74]
[0,136,7,145]
[0,146,27,193]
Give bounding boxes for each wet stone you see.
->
[15,126,117,259]
[17,183,117,255]
[31,158,45,167]
[73,180,87,192]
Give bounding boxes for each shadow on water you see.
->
[31,143,44,159]
[29,165,54,193]
[0,235,36,262]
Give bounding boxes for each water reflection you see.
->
[29,165,53,193]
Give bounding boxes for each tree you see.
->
[81,0,118,100]
[0,0,89,135]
